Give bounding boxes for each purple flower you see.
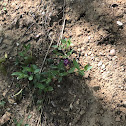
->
[28,72,31,76]
[64,59,70,66]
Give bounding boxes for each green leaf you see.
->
[58,61,64,70]
[34,69,40,74]
[24,43,31,51]
[12,72,23,76]
[18,74,28,79]
[15,57,20,65]
[62,55,67,59]
[0,58,6,63]
[61,39,66,44]
[35,83,45,90]
[73,59,80,70]
[18,52,25,57]
[53,50,63,56]
[17,120,23,126]
[40,78,47,83]
[46,78,51,84]
[50,65,58,69]
[67,39,72,45]
[22,67,32,72]
[41,71,48,76]
[66,41,70,48]
[31,64,38,70]
[67,49,73,56]
[47,59,54,64]
[68,67,75,73]
[52,45,58,48]
[37,105,42,111]
[28,115,32,119]
[0,101,5,107]
[24,57,28,60]
[84,64,92,71]
[12,72,28,79]
[59,72,68,76]
[29,75,33,81]
[78,70,85,76]
[50,70,58,77]
[58,46,62,50]
[46,86,53,91]
[58,77,62,83]
[35,73,41,80]
[3,7,6,11]
[53,49,57,53]
[25,124,29,126]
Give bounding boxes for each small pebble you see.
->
[91,54,93,57]
[57,85,61,88]
[98,61,102,67]
[70,43,74,47]
[81,47,84,51]
[36,33,41,38]
[88,36,91,40]
[103,68,106,71]
[42,11,45,15]
[91,56,95,60]
[121,87,124,90]
[101,70,104,73]
[88,51,92,55]
[16,43,19,46]
[77,48,81,52]
[85,53,88,57]
[110,49,116,56]
[117,21,123,26]
[101,64,105,69]
[70,103,73,109]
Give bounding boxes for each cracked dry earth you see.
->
[0,0,126,126]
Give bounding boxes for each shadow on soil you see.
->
[40,75,125,126]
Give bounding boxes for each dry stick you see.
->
[37,0,66,125]
[39,38,54,73]
[36,37,51,124]
[57,0,66,46]
[24,23,35,35]
[40,0,66,72]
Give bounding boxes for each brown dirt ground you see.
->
[0,0,126,126]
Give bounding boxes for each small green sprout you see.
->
[12,39,92,93]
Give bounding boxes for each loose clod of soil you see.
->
[0,0,126,126]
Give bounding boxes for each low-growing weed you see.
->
[12,39,92,92]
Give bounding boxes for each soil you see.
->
[0,0,126,126]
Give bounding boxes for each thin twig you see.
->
[24,23,35,35]
[58,0,66,46]
[37,108,42,126]
[40,38,54,73]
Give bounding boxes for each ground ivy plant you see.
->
[12,39,92,92]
